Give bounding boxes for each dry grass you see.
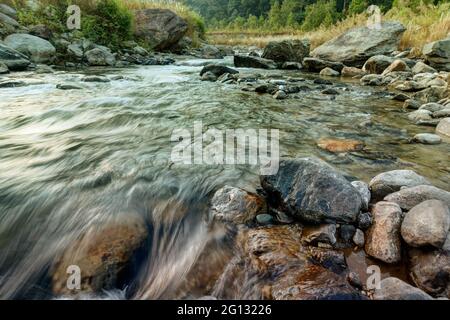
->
[208,3,450,51]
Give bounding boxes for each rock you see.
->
[35,64,54,74]
[132,45,149,56]
[423,37,450,71]
[340,225,356,243]
[209,186,266,225]
[262,39,310,63]
[403,99,421,110]
[56,83,84,90]
[312,22,406,67]
[363,55,394,74]
[321,88,339,95]
[0,4,17,18]
[233,55,277,69]
[436,117,450,137]
[0,61,8,74]
[317,138,364,153]
[413,86,449,104]
[401,200,450,249]
[201,71,217,82]
[420,102,446,112]
[365,201,403,263]
[433,109,450,118]
[302,57,344,72]
[0,11,19,28]
[133,9,188,51]
[256,214,274,225]
[4,33,56,64]
[351,181,371,211]
[200,64,238,78]
[273,90,287,100]
[369,170,431,201]
[426,77,448,88]
[341,66,365,78]
[408,109,433,122]
[412,61,437,75]
[408,248,450,298]
[29,24,53,40]
[261,157,362,224]
[303,224,337,246]
[412,133,442,145]
[314,78,332,85]
[52,216,148,295]
[395,81,426,92]
[384,185,450,211]
[320,67,340,77]
[347,271,363,289]
[0,43,30,70]
[82,76,111,83]
[357,212,373,230]
[85,47,115,66]
[280,62,302,70]
[254,83,278,95]
[353,229,365,247]
[360,74,383,86]
[381,59,409,75]
[194,44,223,59]
[67,43,83,59]
[373,277,433,300]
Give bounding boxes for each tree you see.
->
[348,0,369,14]
[302,0,340,31]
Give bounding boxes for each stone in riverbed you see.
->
[341,66,366,78]
[4,33,56,64]
[412,61,437,75]
[280,62,302,70]
[233,54,277,69]
[436,117,450,137]
[85,47,115,66]
[262,39,310,63]
[420,102,446,112]
[82,75,111,83]
[0,11,19,28]
[408,248,450,298]
[401,200,450,249]
[317,138,365,153]
[0,4,17,18]
[273,90,287,100]
[382,59,409,75]
[362,55,394,74]
[369,170,431,201]
[52,216,148,295]
[29,24,53,40]
[0,62,9,74]
[200,64,238,77]
[302,57,344,73]
[261,157,362,224]
[256,214,274,225]
[0,43,30,70]
[319,67,340,77]
[56,83,84,90]
[340,225,356,243]
[412,133,441,145]
[403,99,421,110]
[209,186,266,225]
[360,74,383,86]
[407,109,432,122]
[384,185,450,211]
[357,212,373,230]
[373,277,433,300]
[303,224,337,246]
[353,229,365,247]
[351,181,371,211]
[433,109,450,118]
[365,201,403,264]
[201,71,217,82]
[413,86,449,104]
[423,37,450,71]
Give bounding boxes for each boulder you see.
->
[200,64,238,77]
[436,117,450,137]
[365,201,403,263]
[362,55,394,74]
[311,22,406,67]
[413,86,449,104]
[209,186,266,224]
[423,37,450,71]
[420,102,445,112]
[303,57,344,72]
[0,43,30,70]
[260,157,362,224]
[0,11,19,28]
[408,248,450,298]
[233,55,277,69]
[85,47,115,66]
[67,43,83,59]
[341,66,366,78]
[0,61,9,74]
[384,185,450,211]
[133,9,188,51]
[381,59,409,75]
[320,67,340,76]
[52,216,148,295]
[412,61,437,75]
[0,4,17,19]
[29,24,53,40]
[351,181,371,211]
[369,170,431,201]
[412,133,442,145]
[262,39,310,63]
[401,200,450,248]
[373,277,433,300]
[4,33,56,64]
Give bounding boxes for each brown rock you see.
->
[317,138,365,153]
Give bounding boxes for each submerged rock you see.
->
[200,64,238,78]
[365,201,403,264]
[209,186,266,225]
[384,185,450,210]
[234,55,277,69]
[262,39,310,63]
[52,216,148,296]
[373,277,433,300]
[401,200,450,248]
[261,157,362,224]
[317,138,364,153]
[369,170,431,201]
[4,33,56,64]
[311,22,405,67]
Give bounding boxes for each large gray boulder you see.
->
[0,43,30,70]
[423,37,450,71]
[4,33,56,64]
[374,277,433,300]
[260,157,362,224]
[85,47,115,66]
[311,21,406,67]
[234,54,277,69]
[262,39,310,63]
[133,9,188,51]
[362,55,394,74]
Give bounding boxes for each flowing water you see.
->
[0,57,449,299]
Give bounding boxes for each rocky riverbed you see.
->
[0,3,449,300]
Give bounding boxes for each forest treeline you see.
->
[183,0,448,30]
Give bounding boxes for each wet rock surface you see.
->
[373,277,433,300]
[384,185,450,210]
